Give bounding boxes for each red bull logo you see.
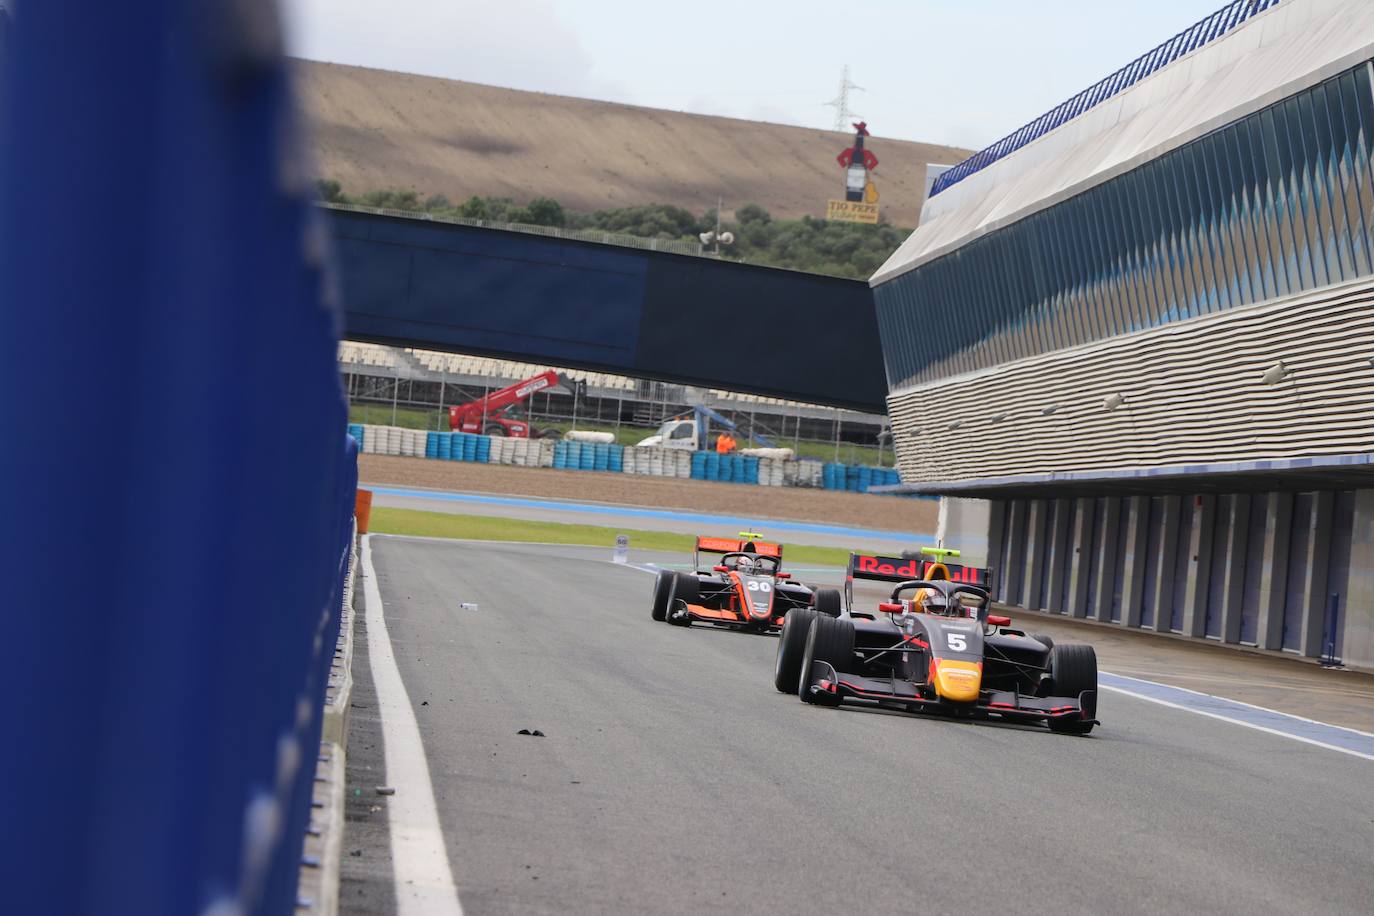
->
[854,555,988,585]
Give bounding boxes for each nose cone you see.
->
[933,659,982,703]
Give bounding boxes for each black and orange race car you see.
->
[650,534,841,632]
[773,548,1100,735]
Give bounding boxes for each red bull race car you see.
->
[650,534,842,632]
[773,548,1099,735]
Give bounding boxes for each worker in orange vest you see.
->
[716,432,737,454]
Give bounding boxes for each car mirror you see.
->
[988,614,1011,627]
[775,572,790,580]
[877,602,903,613]
[713,565,729,573]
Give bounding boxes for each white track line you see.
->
[1098,684,1374,763]
[361,535,464,915]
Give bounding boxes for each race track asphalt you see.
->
[350,536,1374,916]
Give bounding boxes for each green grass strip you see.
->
[368,506,853,567]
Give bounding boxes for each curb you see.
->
[296,524,357,915]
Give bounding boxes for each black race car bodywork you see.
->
[650,536,841,632]
[773,551,1100,735]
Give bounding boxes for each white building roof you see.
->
[872,0,1374,286]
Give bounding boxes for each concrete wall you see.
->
[978,488,1371,668]
[936,497,992,568]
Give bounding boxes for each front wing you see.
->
[805,663,1099,727]
[679,601,785,629]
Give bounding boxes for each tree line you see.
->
[317,180,912,280]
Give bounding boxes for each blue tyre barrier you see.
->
[691,451,707,480]
[579,442,595,470]
[743,456,759,484]
[608,444,624,472]
[347,423,365,450]
[437,432,452,460]
[463,434,478,461]
[425,431,439,459]
[553,441,568,469]
[475,436,491,463]
[704,452,720,481]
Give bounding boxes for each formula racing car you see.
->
[773,548,1099,734]
[650,534,842,632]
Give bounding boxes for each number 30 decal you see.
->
[746,580,772,592]
[946,633,967,652]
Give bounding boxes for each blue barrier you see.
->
[475,435,490,463]
[425,431,439,459]
[743,456,760,485]
[437,431,452,460]
[1,4,358,910]
[691,451,708,480]
[704,451,720,481]
[608,444,624,472]
[348,423,365,450]
[463,433,478,462]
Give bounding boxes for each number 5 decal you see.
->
[946,633,967,652]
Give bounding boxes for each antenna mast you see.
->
[823,65,864,131]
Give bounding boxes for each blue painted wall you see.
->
[0,3,355,914]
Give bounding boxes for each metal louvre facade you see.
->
[885,276,1374,487]
[876,63,1374,391]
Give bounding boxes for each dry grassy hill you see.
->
[295,60,972,228]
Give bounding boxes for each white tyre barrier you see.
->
[386,426,401,456]
[741,447,795,461]
[564,430,615,444]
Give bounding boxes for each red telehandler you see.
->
[446,369,569,438]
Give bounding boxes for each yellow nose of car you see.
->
[933,660,982,703]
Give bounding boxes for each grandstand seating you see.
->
[336,341,841,414]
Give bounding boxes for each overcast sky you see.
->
[283,0,1233,149]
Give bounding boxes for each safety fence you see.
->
[350,423,906,494]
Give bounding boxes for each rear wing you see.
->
[694,535,782,569]
[844,552,992,610]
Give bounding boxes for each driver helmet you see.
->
[920,590,961,617]
[734,555,755,573]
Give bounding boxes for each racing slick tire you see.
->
[774,607,818,693]
[1028,632,1055,651]
[799,615,854,706]
[651,569,674,622]
[1046,644,1097,735]
[812,588,842,617]
[667,572,699,626]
